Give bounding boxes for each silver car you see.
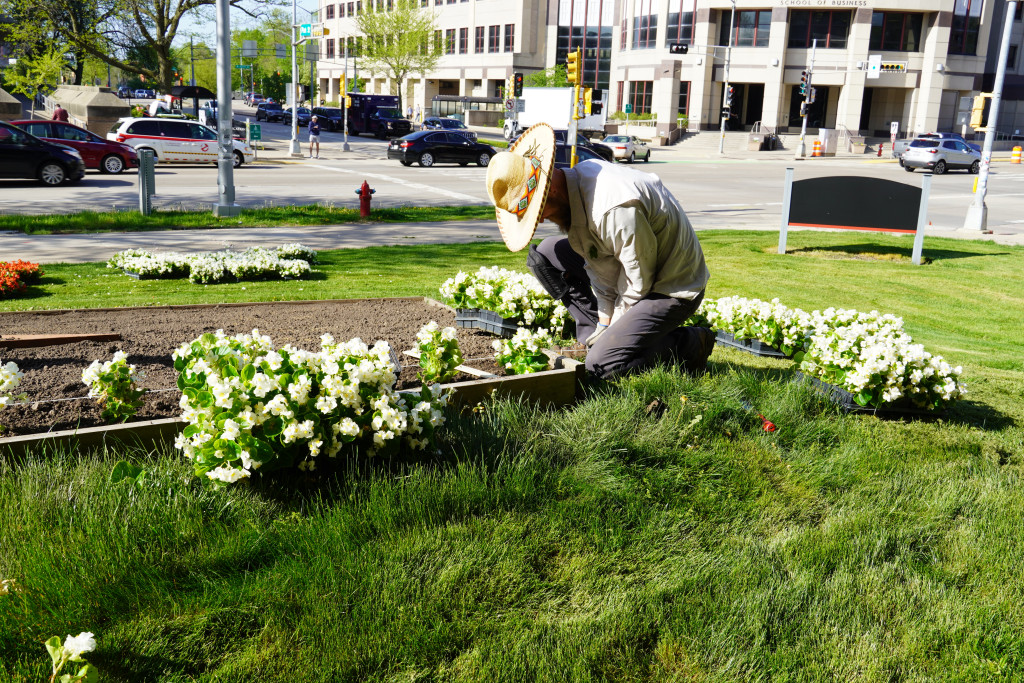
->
[602,134,651,163]
[903,138,980,174]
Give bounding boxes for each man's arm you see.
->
[601,205,658,312]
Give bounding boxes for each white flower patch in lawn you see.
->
[107,245,317,284]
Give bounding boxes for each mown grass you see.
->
[2,228,1023,680]
[0,204,495,235]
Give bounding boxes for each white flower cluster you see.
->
[414,321,463,385]
[695,296,966,410]
[81,351,137,398]
[107,245,316,284]
[172,329,451,484]
[0,359,25,410]
[440,267,568,332]
[799,307,966,409]
[492,327,555,375]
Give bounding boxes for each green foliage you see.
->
[525,64,570,88]
[2,48,65,102]
[354,0,443,106]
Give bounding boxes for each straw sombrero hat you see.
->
[485,123,556,252]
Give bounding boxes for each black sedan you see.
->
[0,120,86,185]
[553,144,604,169]
[388,130,496,167]
[281,106,312,127]
[255,103,287,123]
[510,129,615,163]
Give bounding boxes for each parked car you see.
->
[133,88,155,99]
[281,107,312,127]
[553,144,604,169]
[116,86,131,98]
[421,117,477,141]
[255,102,287,123]
[11,120,138,174]
[893,132,980,165]
[902,138,981,174]
[245,93,265,107]
[0,120,86,185]
[511,129,615,163]
[311,106,345,131]
[107,117,255,167]
[602,134,651,163]
[387,130,496,167]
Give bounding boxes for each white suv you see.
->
[107,117,254,167]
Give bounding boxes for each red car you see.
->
[11,120,139,174]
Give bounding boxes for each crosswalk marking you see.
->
[308,164,484,202]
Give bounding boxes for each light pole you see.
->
[718,0,735,155]
[343,38,350,152]
[795,40,816,158]
[213,0,239,217]
[964,1,1017,232]
[288,0,302,157]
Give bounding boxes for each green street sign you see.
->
[300,23,311,37]
[624,103,633,114]
[249,123,262,141]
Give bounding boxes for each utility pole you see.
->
[213,0,239,217]
[288,0,301,157]
[718,0,735,155]
[796,39,816,158]
[343,39,350,152]
[964,1,1017,232]
[190,37,196,86]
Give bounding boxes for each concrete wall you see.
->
[50,85,130,136]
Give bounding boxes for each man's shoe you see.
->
[681,326,716,376]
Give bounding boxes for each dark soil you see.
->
[0,298,506,437]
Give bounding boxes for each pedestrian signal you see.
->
[669,43,688,55]
[970,93,990,130]
[566,49,581,85]
[584,87,592,115]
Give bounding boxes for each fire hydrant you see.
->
[355,180,376,218]
[877,142,884,158]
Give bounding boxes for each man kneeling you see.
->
[484,123,714,379]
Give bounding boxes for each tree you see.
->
[1,0,275,94]
[354,0,444,109]
[526,64,571,88]
[2,48,66,116]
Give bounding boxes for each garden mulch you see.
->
[0,298,505,437]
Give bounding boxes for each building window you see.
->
[720,10,771,47]
[326,38,335,59]
[869,12,923,51]
[678,81,690,117]
[1009,44,1019,68]
[557,0,615,93]
[475,26,485,53]
[631,0,658,49]
[620,2,628,50]
[504,24,514,52]
[445,29,455,54]
[950,0,983,55]
[628,81,653,114]
[348,2,355,14]
[459,27,468,54]
[340,3,346,16]
[488,25,500,52]
[325,4,335,19]
[666,0,696,48]
[788,11,850,48]
[447,0,456,4]
[434,29,442,51]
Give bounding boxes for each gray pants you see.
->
[531,236,705,380]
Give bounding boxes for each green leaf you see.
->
[110,460,144,484]
[198,391,214,408]
[81,664,98,683]
[45,635,62,665]
[262,416,283,437]
[241,363,256,382]
[854,391,873,406]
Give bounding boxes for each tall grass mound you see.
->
[2,365,1022,681]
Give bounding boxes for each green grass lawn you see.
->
[2,230,1023,681]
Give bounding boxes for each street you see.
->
[4,102,1024,239]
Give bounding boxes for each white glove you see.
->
[586,323,609,347]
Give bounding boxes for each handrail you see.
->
[752,121,776,137]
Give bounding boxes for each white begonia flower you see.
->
[207,466,250,483]
[62,632,96,661]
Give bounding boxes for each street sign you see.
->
[515,100,525,113]
[890,121,899,143]
[625,103,633,114]
[242,40,258,58]
[300,24,311,37]
[236,64,252,69]
[249,123,262,141]
[505,98,515,112]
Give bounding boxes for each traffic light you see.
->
[583,87,592,115]
[724,85,734,108]
[880,63,905,72]
[799,70,810,96]
[970,93,989,130]
[566,48,581,86]
[669,43,688,55]
[799,102,808,117]
[513,72,524,97]
[721,105,731,119]
[808,87,817,104]
[592,102,603,115]
[344,95,352,108]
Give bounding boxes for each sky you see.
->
[173,2,319,47]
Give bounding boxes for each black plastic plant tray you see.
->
[795,372,943,417]
[454,308,519,338]
[715,331,788,359]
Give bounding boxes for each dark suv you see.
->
[0,120,86,185]
[311,107,345,131]
[255,102,286,123]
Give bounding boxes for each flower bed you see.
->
[0,260,44,299]
[107,244,316,284]
[440,267,568,335]
[691,295,966,411]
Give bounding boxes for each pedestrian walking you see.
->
[484,123,715,379]
[308,115,321,158]
[52,103,69,122]
[406,104,413,119]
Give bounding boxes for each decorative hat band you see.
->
[511,155,543,217]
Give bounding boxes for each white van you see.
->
[107,117,254,167]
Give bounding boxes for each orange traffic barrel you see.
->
[811,139,822,157]
[1012,146,1022,164]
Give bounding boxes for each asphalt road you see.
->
[4,102,1024,240]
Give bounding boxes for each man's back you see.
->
[52,106,69,122]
